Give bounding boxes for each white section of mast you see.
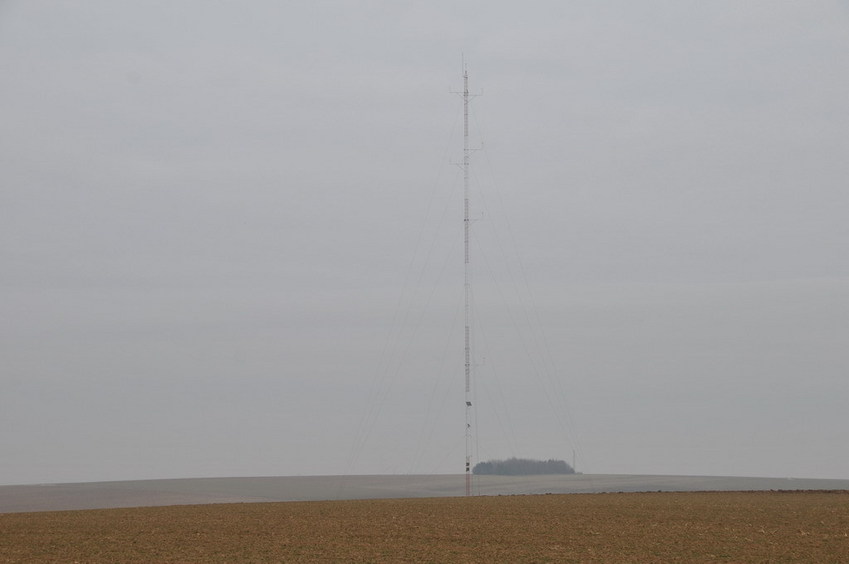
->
[463,66,473,497]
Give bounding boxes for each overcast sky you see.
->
[2,1,849,486]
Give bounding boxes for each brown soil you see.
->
[2,491,848,563]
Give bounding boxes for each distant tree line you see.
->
[472,457,575,476]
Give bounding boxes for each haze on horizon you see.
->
[2,1,848,486]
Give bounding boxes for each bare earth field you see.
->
[2,490,849,562]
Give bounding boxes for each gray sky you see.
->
[2,1,848,485]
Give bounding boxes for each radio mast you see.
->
[462,65,474,496]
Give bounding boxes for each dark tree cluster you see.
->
[472,457,575,476]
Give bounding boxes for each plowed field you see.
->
[2,491,848,562]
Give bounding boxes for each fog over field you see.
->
[6,474,849,513]
[2,2,849,486]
